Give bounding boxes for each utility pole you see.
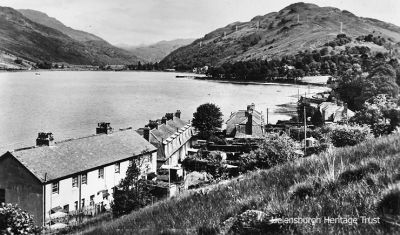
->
[304,106,307,156]
[297,14,300,23]
[236,25,238,32]
[224,31,226,37]
[266,108,269,125]
[257,21,260,30]
[340,22,343,34]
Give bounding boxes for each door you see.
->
[0,189,5,203]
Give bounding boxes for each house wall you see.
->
[43,152,156,222]
[0,153,43,225]
[163,126,193,165]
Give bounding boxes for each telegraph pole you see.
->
[340,22,343,34]
[297,14,300,23]
[304,106,307,156]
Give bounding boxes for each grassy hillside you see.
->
[18,9,103,42]
[160,2,400,69]
[0,7,139,65]
[81,133,400,234]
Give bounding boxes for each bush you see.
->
[207,135,227,145]
[239,133,298,171]
[0,203,41,234]
[328,124,372,147]
[181,151,227,178]
[338,161,381,185]
[377,185,400,225]
[289,181,315,200]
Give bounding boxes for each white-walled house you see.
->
[138,110,194,181]
[0,123,157,226]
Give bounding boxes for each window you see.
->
[52,182,59,194]
[72,176,78,187]
[103,190,109,200]
[0,189,5,203]
[128,159,133,167]
[90,195,95,206]
[115,163,120,173]
[98,168,104,178]
[63,204,69,212]
[82,173,87,185]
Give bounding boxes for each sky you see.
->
[1,0,400,46]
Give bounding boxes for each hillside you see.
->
[81,133,400,234]
[160,2,400,69]
[0,7,139,66]
[119,39,195,63]
[18,9,103,42]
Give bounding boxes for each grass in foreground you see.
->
[81,134,400,234]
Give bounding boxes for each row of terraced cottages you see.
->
[0,110,194,226]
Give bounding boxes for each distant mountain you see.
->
[160,2,400,69]
[0,6,139,65]
[119,39,195,62]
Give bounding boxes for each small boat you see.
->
[35,72,40,76]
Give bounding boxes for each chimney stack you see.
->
[247,103,255,114]
[96,122,113,135]
[175,110,181,119]
[147,120,159,130]
[143,127,150,142]
[36,132,55,146]
[246,113,253,135]
[165,113,174,120]
[161,117,167,125]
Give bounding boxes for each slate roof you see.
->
[8,129,157,182]
[234,124,264,139]
[150,117,189,144]
[145,117,191,162]
[226,109,263,137]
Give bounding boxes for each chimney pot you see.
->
[175,110,181,118]
[96,122,113,134]
[161,117,167,124]
[147,120,159,129]
[165,113,174,120]
[36,132,55,146]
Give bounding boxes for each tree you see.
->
[192,103,223,139]
[359,64,399,104]
[0,203,41,234]
[111,159,153,217]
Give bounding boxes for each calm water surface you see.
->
[0,71,327,151]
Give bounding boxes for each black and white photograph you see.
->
[0,0,400,234]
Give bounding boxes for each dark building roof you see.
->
[7,129,157,183]
[226,105,264,138]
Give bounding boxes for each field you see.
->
[80,133,400,234]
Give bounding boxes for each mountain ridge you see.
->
[0,6,140,66]
[118,38,195,63]
[160,2,400,70]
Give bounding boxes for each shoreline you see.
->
[177,75,330,88]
